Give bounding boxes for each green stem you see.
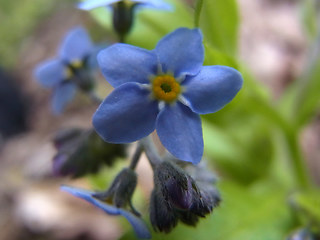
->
[249,93,311,189]
[194,0,204,28]
[284,129,311,189]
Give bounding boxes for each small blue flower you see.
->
[34,27,95,114]
[78,0,172,11]
[93,28,243,164]
[61,185,151,239]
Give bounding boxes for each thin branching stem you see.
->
[129,142,143,170]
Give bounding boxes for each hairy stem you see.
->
[129,142,143,170]
[140,136,162,169]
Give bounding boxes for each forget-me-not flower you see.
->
[61,168,151,239]
[93,28,243,164]
[34,27,95,114]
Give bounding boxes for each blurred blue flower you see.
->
[34,27,95,114]
[78,0,172,11]
[61,185,151,239]
[93,28,243,164]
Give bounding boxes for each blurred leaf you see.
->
[203,43,238,69]
[199,0,239,56]
[203,115,274,184]
[280,58,320,127]
[300,0,318,40]
[291,190,320,228]
[121,181,294,240]
[88,159,126,190]
[0,0,56,67]
[200,67,284,184]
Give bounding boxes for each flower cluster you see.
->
[93,27,243,164]
[34,1,244,239]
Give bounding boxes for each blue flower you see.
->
[93,28,243,164]
[34,27,95,114]
[61,185,151,239]
[78,0,172,11]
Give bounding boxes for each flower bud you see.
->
[189,183,221,217]
[154,161,193,210]
[53,128,126,178]
[93,168,139,214]
[149,189,178,233]
[150,160,221,232]
[112,1,137,41]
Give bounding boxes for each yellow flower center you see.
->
[152,75,181,103]
[64,60,83,79]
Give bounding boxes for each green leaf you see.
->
[199,0,239,56]
[280,58,320,127]
[300,0,318,40]
[291,190,320,227]
[203,43,238,69]
[0,0,55,67]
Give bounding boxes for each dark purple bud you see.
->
[154,161,194,210]
[165,176,193,210]
[189,182,221,217]
[51,128,126,178]
[53,128,83,150]
[149,189,178,233]
[177,210,199,226]
[151,160,221,232]
[52,154,66,176]
[52,153,75,176]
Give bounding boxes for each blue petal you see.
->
[93,82,158,143]
[34,59,65,88]
[77,0,119,10]
[155,28,204,77]
[156,102,203,164]
[51,82,77,115]
[97,44,157,88]
[60,185,120,215]
[132,0,172,11]
[182,66,243,114]
[119,209,151,239]
[59,26,93,62]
